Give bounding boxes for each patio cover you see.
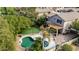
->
[48,24,63,30]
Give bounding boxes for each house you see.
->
[46,12,79,35]
[36,7,57,13]
[35,7,64,17]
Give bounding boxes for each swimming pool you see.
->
[44,41,49,47]
[21,37,34,48]
[43,38,56,50]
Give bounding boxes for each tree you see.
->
[0,7,37,51]
[0,7,37,18]
[72,19,79,30]
[0,17,15,50]
[0,7,37,28]
[35,16,46,27]
[72,37,79,46]
[61,44,73,51]
[48,27,56,33]
[3,15,33,35]
[0,7,7,15]
[30,37,43,51]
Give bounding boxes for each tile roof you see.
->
[58,12,79,21]
[47,12,79,22]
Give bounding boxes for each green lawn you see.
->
[21,27,40,34]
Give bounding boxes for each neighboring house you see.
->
[46,12,79,34]
[35,7,63,17]
[36,7,64,13]
[36,7,56,13]
[56,7,79,13]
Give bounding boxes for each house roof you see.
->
[58,12,79,21]
[48,12,79,22]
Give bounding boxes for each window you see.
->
[57,19,62,24]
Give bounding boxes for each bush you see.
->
[35,16,46,27]
[30,37,43,51]
[72,37,79,46]
[61,44,73,51]
[43,31,49,37]
[72,19,79,30]
[77,37,79,43]
[48,28,56,33]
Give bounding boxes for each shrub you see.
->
[72,37,79,46]
[72,19,79,30]
[61,44,73,51]
[77,37,79,43]
[30,37,43,51]
[43,31,49,37]
[35,16,46,27]
[48,28,56,33]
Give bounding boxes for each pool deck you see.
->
[50,33,77,45]
[15,32,78,51]
[16,36,25,51]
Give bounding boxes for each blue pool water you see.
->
[21,37,34,48]
[44,41,49,47]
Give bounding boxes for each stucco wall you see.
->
[62,21,72,33]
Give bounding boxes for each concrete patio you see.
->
[53,33,77,44]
